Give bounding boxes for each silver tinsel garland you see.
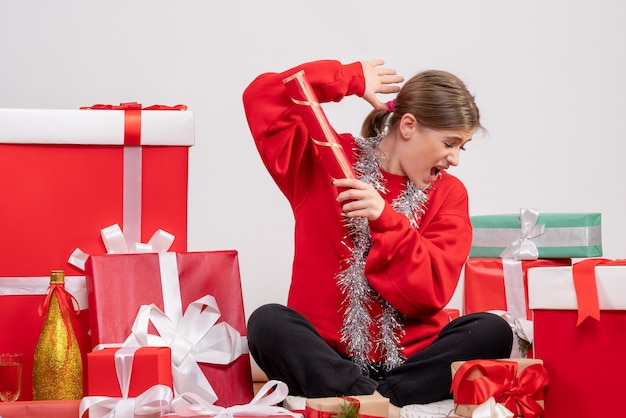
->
[337,133,429,374]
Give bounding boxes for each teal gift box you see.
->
[470,209,602,259]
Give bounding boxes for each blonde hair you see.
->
[361,70,482,137]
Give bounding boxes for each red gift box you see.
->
[528,260,626,418]
[0,400,79,418]
[85,250,254,407]
[464,258,571,320]
[87,347,173,397]
[0,277,90,401]
[0,105,193,400]
[304,394,389,418]
[451,358,548,418]
[0,105,193,278]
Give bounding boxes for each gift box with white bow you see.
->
[81,346,173,418]
[85,250,254,407]
[469,209,602,259]
[0,104,193,400]
[463,258,571,358]
[464,258,571,321]
[0,103,193,279]
[87,347,173,398]
[528,259,626,418]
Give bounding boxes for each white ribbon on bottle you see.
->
[121,252,248,405]
[499,208,545,261]
[471,397,514,418]
[78,346,174,418]
[68,223,174,270]
[171,380,303,418]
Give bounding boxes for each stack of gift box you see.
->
[451,207,618,418]
[2,104,624,418]
[0,104,258,417]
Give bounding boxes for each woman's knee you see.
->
[247,303,285,341]
[473,312,514,356]
[445,312,513,358]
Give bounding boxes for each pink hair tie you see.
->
[385,99,396,113]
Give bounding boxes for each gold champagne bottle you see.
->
[32,270,83,399]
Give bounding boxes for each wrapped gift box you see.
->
[0,104,194,278]
[0,104,193,400]
[0,400,79,418]
[0,276,91,401]
[464,258,571,321]
[469,210,602,259]
[85,250,254,407]
[451,358,548,418]
[87,346,173,397]
[528,260,626,418]
[305,394,389,418]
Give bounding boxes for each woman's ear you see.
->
[399,113,416,139]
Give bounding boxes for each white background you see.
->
[1,1,624,317]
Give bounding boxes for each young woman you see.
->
[242,59,512,413]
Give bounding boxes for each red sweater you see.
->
[243,60,472,361]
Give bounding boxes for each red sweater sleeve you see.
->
[242,60,365,202]
[366,172,472,317]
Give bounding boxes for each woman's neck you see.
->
[375,131,404,176]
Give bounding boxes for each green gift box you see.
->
[470,209,602,259]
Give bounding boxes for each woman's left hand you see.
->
[334,178,386,221]
[360,60,404,111]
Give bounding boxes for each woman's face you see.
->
[400,122,474,190]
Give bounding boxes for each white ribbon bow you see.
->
[472,397,514,418]
[68,223,174,270]
[79,347,173,418]
[122,295,248,404]
[171,380,303,418]
[500,208,545,260]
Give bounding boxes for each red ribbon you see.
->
[304,397,384,418]
[451,360,548,418]
[572,258,626,325]
[80,102,187,146]
[38,284,81,349]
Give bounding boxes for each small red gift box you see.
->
[528,259,626,418]
[305,394,389,418]
[451,358,548,418]
[87,347,173,397]
[0,104,193,400]
[464,258,571,320]
[85,250,254,407]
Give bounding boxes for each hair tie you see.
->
[385,99,396,113]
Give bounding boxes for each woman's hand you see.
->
[334,178,386,221]
[360,60,404,111]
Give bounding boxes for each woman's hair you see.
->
[361,70,483,137]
